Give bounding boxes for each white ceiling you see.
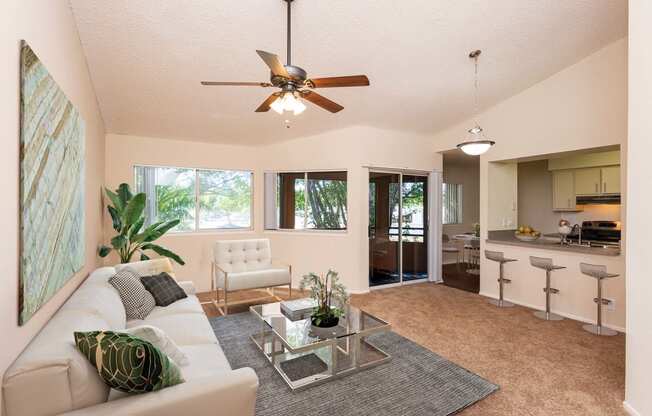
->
[70,0,627,146]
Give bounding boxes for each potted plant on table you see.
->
[300,269,349,328]
[98,183,185,265]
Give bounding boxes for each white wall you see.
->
[0,0,106,408]
[625,1,652,414]
[431,38,627,329]
[104,126,438,294]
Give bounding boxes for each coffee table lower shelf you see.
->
[250,330,391,390]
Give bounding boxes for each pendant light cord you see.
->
[287,0,292,65]
[472,52,481,128]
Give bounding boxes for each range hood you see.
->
[576,194,621,205]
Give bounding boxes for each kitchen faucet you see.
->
[571,224,582,245]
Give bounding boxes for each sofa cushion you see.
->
[141,272,187,307]
[122,325,189,367]
[62,283,126,329]
[129,313,218,346]
[74,331,185,394]
[178,344,232,380]
[218,267,291,291]
[3,310,112,416]
[110,268,156,320]
[115,258,176,279]
[145,295,205,321]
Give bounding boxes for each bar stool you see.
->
[485,250,517,307]
[529,256,566,321]
[442,234,461,271]
[580,263,619,336]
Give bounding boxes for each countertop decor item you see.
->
[98,183,185,265]
[514,225,541,242]
[19,41,86,325]
[299,269,349,328]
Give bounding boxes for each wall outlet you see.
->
[605,298,616,311]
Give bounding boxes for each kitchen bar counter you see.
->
[486,230,621,257]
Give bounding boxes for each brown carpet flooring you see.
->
[199,283,625,415]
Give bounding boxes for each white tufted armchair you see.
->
[211,239,291,314]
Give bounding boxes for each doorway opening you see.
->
[368,171,429,287]
[440,150,480,293]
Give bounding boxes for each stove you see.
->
[567,220,621,247]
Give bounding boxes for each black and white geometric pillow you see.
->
[109,267,156,320]
[140,272,187,307]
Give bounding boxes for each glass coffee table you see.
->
[249,301,391,390]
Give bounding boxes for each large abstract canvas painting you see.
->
[19,41,85,325]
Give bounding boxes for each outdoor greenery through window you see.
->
[134,166,253,232]
[265,171,347,230]
[442,183,463,225]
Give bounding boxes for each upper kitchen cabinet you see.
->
[574,168,602,195]
[552,170,578,211]
[601,166,620,194]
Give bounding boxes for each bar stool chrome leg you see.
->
[485,250,516,308]
[581,264,618,336]
[488,262,514,307]
[533,269,564,320]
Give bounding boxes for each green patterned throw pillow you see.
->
[74,330,184,393]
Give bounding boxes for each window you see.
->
[135,165,252,232]
[265,171,347,230]
[442,183,463,225]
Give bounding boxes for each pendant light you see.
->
[456,50,495,156]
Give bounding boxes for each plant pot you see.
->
[311,315,339,328]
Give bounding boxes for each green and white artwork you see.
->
[19,41,85,325]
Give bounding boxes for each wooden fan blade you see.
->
[255,93,281,112]
[306,75,370,88]
[300,91,344,113]
[201,81,272,87]
[256,50,290,78]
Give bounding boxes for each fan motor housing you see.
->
[271,65,307,87]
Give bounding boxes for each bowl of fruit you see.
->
[515,226,541,242]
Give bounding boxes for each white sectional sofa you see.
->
[2,259,258,416]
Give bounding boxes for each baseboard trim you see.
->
[478,291,626,333]
[623,401,641,416]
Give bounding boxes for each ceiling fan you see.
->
[200,0,370,115]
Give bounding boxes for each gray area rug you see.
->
[210,313,498,416]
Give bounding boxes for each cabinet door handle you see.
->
[595,183,598,193]
[568,198,571,208]
[604,182,607,193]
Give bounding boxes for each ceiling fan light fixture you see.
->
[271,92,306,115]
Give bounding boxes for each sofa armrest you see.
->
[59,368,258,416]
[271,258,291,271]
[177,280,196,296]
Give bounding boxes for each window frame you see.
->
[133,164,255,234]
[264,169,349,234]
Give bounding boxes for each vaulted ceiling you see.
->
[70,0,627,145]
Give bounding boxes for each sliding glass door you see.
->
[369,171,428,287]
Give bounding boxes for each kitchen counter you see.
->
[486,230,621,256]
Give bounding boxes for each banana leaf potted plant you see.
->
[299,269,348,328]
[98,183,185,265]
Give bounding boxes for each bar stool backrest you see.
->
[530,256,553,270]
[442,234,450,243]
[470,239,480,249]
[485,250,505,262]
